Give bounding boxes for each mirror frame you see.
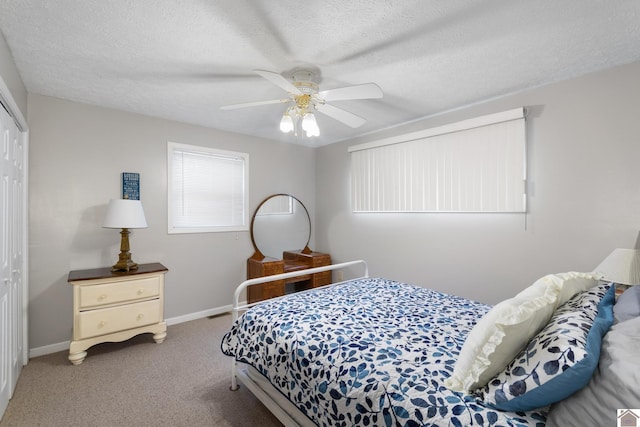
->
[249,193,312,260]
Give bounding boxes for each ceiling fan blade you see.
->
[254,70,301,94]
[319,83,383,101]
[315,103,367,128]
[220,99,288,110]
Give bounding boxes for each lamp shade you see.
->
[593,248,640,285]
[102,199,148,229]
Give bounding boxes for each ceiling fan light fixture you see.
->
[301,112,319,136]
[279,111,294,133]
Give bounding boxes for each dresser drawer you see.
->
[77,299,162,339]
[78,276,161,309]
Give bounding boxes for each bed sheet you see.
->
[221,277,548,427]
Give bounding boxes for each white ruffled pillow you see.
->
[444,272,600,393]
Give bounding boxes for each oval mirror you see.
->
[250,194,311,259]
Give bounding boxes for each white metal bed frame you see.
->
[229,260,369,427]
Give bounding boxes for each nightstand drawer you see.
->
[77,299,162,339]
[79,276,161,309]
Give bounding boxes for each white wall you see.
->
[28,94,317,350]
[316,61,640,305]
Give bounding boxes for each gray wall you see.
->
[28,94,317,350]
[5,27,640,350]
[317,61,640,305]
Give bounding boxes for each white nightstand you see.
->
[67,263,168,365]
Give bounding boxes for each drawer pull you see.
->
[137,288,145,295]
[98,321,106,328]
[136,314,144,321]
[98,294,107,301]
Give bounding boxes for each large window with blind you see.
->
[167,142,249,233]
[349,108,526,213]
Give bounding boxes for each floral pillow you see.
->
[445,271,599,393]
[478,282,615,411]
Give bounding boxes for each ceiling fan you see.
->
[220,69,383,138]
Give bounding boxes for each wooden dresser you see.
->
[67,263,168,365]
[248,193,331,304]
[247,249,331,303]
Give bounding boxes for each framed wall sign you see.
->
[122,172,140,200]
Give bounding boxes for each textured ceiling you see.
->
[0,1,639,146]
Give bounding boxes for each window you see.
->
[349,108,526,213]
[256,195,293,216]
[168,142,249,233]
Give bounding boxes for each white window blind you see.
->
[168,142,249,233]
[349,108,526,213]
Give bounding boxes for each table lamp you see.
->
[593,248,640,290]
[103,199,148,271]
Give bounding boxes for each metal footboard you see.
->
[229,260,368,394]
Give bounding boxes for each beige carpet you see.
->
[0,314,282,426]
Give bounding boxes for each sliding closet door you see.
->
[0,105,11,416]
[0,104,24,416]
[8,110,23,396]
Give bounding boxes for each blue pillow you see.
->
[478,283,615,411]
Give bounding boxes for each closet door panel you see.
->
[0,104,24,415]
[9,118,22,392]
[0,105,11,416]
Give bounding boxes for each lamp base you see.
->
[111,258,139,272]
[111,227,139,272]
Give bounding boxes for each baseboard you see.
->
[28,304,238,359]
[30,341,71,358]
[164,304,233,326]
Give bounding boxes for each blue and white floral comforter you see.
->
[221,278,547,427]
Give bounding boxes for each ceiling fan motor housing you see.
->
[291,70,319,95]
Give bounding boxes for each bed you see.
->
[221,261,639,427]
